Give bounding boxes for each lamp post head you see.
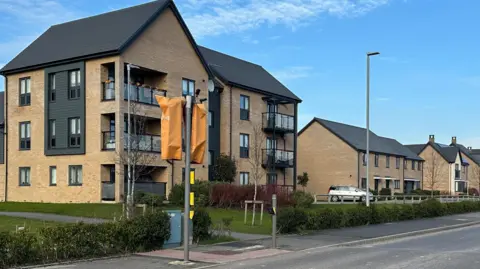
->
[367,52,380,57]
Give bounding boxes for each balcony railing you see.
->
[262,112,294,133]
[262,149,294,168]
[102,131,116,150]
[102,82,115,101]
[124,84,166,106]
[455,170,461,179]
[123,133,161,153]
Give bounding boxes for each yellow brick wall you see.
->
[419,145,450,193]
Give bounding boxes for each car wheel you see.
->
[331,196,339,202]
[361,196,366,202]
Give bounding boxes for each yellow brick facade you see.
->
[419,145,450,194]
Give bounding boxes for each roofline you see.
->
[228,81,301,103]
[1,0,215,79]
[423,142,457,164]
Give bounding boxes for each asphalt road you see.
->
[215,224,480,269]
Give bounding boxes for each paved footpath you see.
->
[0,211,106,224]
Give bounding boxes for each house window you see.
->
[19,167,31,186]
[69,70,81,99]
[208,151,214,166]
[69,118,81,147]
[182,168,195,182]
[268,173,277,185]
[49,74,56,102]
[208,111,213,127]
[19,77,31,106]
[411,160,415,170]
[240,95,250,120]
[386,155,390,168]
[374,154,379,167]
[414,181,421,190]
[396,157,400,169]
[49,120,56,148]
[394,180,400,189]
[19,122,31,150]
[404,159,408,170]
[182,79,195,96]
[69,165,83,186]
[240,133,249,158]
[362,153,367,166]
[240,172,249,185]
[418,162,421,171]
[361,178,367,189]
[455,181,467,193]
[50,166,57,186]
[385,179,391,189]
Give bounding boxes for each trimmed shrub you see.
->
[135,191,164,207]
[169,181,211,206]
[379,188,392,196]
[306,208,344,230]
[278,207,308,234]
[343,206,370,227]
[293,191,314,208]
[192,208,212,242]
[413,199,446,218]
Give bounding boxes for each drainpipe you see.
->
[4,76,8,202]
[229,86,233,157]
[167,160,174,194]
[293,102,298,191]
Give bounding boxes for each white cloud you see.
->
[182,0,391,37]
[272,66,314,81]
[0,0,78,26]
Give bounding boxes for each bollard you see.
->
[272,194,277,249]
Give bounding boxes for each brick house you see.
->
[298,118,423,195]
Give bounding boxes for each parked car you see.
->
[328,185,374,202]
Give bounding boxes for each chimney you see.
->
[429,135,435,143]
[468,146,473,151]
[452,136,457,145]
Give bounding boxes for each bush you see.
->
[469,188,479,196]
[277,207,308,234]
[209,184,293,208]
[293,191,314,208]
[379,188,392,196]
[168,180,211,206]
[413,199,445,218]
[192,208,212,243]
[135,191,164,207]
[306,208,344,230]
[212,154,237,183]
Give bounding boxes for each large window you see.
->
[49,120,56,148]
[386,155,390,168]
[455,181,467,193]
[374,153,379,167]
[240,95,250,120]
[69,70,81,99]
[50,166,57,186]
[396,157,400,169]
[362,153,367,166]
[240,133,249,158]
[19,167,31,186]
[240,172,249,185]
[394,180,401,189]
[69,165,83,186]
[182,79,195,96]
[19,121,31,150]
[49,74,56,102]
[69,118,81,147]
[19,77,31,106]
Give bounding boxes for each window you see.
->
[19,167,31,186]
[69,118,81,147]
[385,179,390,189]
[396,157,400,169]
[394,180,400,189]
[19,122,31,150]
[418,162,421,171]
[49,74,56,102]
[208,151,214,166]
[182,79,195,96]
[19,77,31,106]
[414,181,421,190]
[69,70,81,99]
[182,168,195,182]
[50,166,57,186]
[267,173,277,185]
[455,181,467,193]
[386,155,390,168]
[208,111,213,127]
[240,95,250,120]
[411,160,416,170]
[240,133,249,158]
[362,153,367,166]
[266,137,277,150]
[361,178,367,189]
[240,172,249,185]
[69,165,83,186]
[49,120,56,148]
[374,154,379,167]
[404,159,408,170]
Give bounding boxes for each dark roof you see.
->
[406,142,459,163]
[301,118,423,160]
[470,150,480,164]
[451,143,480,165]
[198,46,301,102]
[0,0,212,78]
[405,144,425,155]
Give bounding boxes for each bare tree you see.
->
[470,165,480,195]
[247,123,266,226]
[117,101,158,218]
[424,150,445,197]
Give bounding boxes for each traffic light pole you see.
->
[184,95,193,262]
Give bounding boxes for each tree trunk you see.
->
[252,182,257,226]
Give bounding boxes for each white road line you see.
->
[233,245,264,252]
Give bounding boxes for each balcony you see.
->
[262,112,295,134]
[102,82,115,101]
[102,131,116,150]
[123,133,161,153]
[262,149,294,168]
[124,84,166,106]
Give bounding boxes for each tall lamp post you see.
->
[126,63,139,218]
[366,52,379,207]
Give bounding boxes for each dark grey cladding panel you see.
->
[208,87,221,181]
[44,62,85,156]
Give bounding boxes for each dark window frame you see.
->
[374,153,379,167]
[404,159,408,170]
[68,70,81,100]
[361,178,367,189]
[386,155,390,168]
[182,78,195,96]
[240,95,250,120]
[362,153,367,166]
[19,167,31,186]
[49,166,57,186]
[394,180,401,189]
[208,111,213,127]
[396,157,400,169]
[240,172,250,185]
[19,121,31,150]
[68,117,81,148]
[49,73,56,102]
[49,119,56,149]
[19,77,31,106]
[411,160,415,170]
[240,133,249,158]
[69,165,83,186]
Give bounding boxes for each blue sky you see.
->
[1,0,480,147]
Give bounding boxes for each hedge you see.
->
[0,211,171,268]
[278,199,480,234]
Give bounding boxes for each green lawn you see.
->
[207,208,272,235]
[0,216,63,233]
[0,202,123,219]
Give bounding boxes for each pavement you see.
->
[0,212,106,224]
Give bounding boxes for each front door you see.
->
[404,181,414,194]
[374,178,381,191]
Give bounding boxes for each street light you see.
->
[366,52,379,207]
[126,63,139,218]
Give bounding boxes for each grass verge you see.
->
[0,216,63,233]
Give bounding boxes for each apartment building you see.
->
[298,118,423,195]
[0,0,213,203]
[406,135,472,195]
[200,47,302,187]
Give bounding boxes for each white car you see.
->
[328,185,374,202]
